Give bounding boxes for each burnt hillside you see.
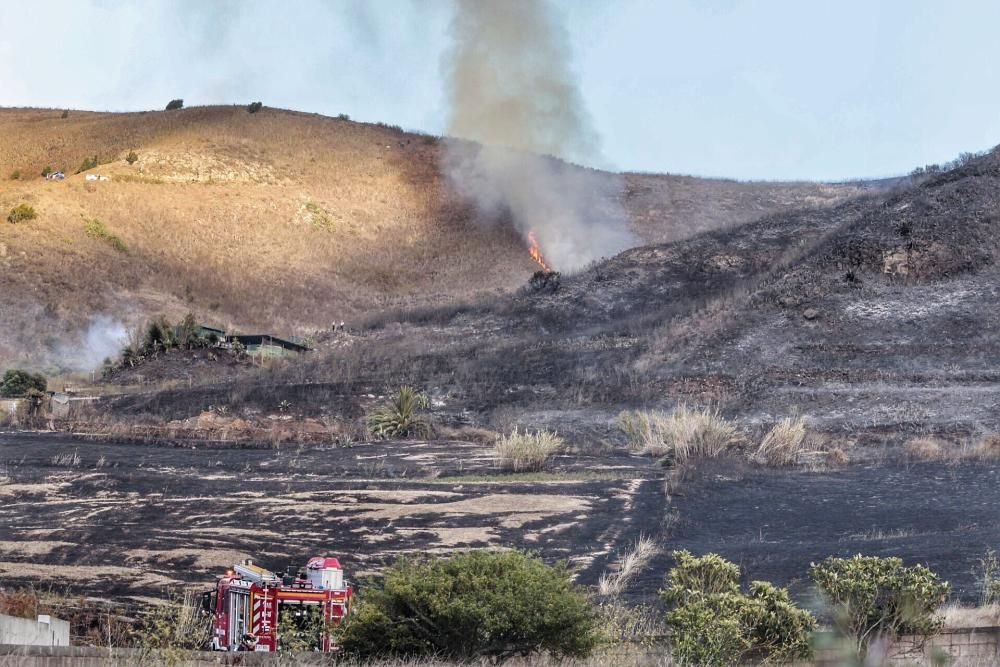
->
[107,147,1000,445]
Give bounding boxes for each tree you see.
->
[337,550,598,662]
[41,166,52,178]
[165,99,184,111]
[0,369,47,398]
[247,101,263,114]
[811,555,949,656]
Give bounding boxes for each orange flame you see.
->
[527,231,552,272]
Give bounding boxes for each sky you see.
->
[1,0,998,181]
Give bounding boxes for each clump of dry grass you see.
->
[940,603,1000,629]
[904,436,945,461]
[494,428,564,472]
[826,447,849,466]
[975,433,1000,459]
[598,534,660,597]
[618,405,739,463]
[752,416,807,466]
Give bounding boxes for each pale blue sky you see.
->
[1,0,997,180]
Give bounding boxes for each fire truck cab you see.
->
[204,556,352,652]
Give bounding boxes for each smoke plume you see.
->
[443,0,635,273]
[56,315,127,373]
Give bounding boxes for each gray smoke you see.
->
[442,0,635,273]
[55,315,127,373]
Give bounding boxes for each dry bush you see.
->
[826,447,849,465]
[904,436,945,461]
[975,433,1000,459]
[598,535,660,597]
[594,600,666,646]
[940,603,1000,629]
[752,416,807,466]
[494,428,564,472]
[618,405,739,463]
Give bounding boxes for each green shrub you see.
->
[144,316,177,351]
[662,551,814,665]
[165,99,184,111]
[810,554,950,655]
[9,170,19,180]
[125,150,139,165]
[84,218,128,253]
[247,101,263,114]
[277,604,325,652]
[304,201,334,231]
[41,166,52,177]
[7,204,37,224]
[76,155,98,173]
[0,369,47,398]
[494,428,563,471]
[367,386,432,439]
[337,550,598,662]
[60,110,68,119]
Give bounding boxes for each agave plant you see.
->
[367,386,433,439]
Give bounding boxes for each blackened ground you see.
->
[0,431,665,602]
[643,458,1000,605]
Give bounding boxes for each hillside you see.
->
[0,105,869,371]
[114,145,999,444]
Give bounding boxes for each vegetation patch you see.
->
[84,217,128,253]
[810,554,950,656]
[304,200,335,231]
[115,173,164,185]
[76,155,99,173]
[367,386,433,439]
[0,369,47,397]
[662,550,815,665]
[336,550,598,662]
[494,428,563,472]
[7,203,37,224]
[619,405,739,464]
[752,416,808,466]
[125,150,139,165]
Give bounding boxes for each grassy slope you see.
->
[0,105,866,369]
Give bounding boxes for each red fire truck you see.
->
[204,556,352,652]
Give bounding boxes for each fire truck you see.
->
[203,556,352,652]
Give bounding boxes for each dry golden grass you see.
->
[0,105,868,370]
[0,106,532,368]
[904,436,946,461]
[976,433,1000,459]
[618,405,739,463]
[940,603,1000,629]
[598,534,660,597]
[752,416,808,466]
[494,428,564,472]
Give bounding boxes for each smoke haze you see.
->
[442,0,636,273]
[56,316,127,373]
